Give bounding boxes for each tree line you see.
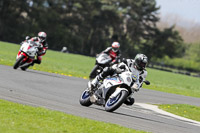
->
[0,0,184,60]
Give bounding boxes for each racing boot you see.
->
[89,77,99,103]
[90,74,104,91]
[89,75,103,103]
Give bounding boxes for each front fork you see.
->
[16,52,33,63]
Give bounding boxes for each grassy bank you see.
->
[0,99,145,133]
[158,104,200,122]
[1,41,200,98]
[145,68,200,98]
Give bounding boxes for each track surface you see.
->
[0,65,200,133]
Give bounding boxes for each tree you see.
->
[0,0,30,42]
[142,26,184,60]
[0,0,185,60]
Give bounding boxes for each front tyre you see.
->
[13,55,25,69]
[79,89,92,107]
[105,90,128,112]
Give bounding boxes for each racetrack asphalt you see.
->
[0,65,200,133]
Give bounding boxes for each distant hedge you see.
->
[152,56,200,72]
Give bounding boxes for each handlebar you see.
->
[144,80,150,85]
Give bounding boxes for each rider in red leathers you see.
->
[102,42,121,65]
[89,42,121,79]
[17,31,48,66]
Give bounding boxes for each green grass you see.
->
[1,41,200,98]
[0,99,146,133]
[144,68,200,98]
[158,104,200,122]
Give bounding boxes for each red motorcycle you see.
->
[13,40,42,70]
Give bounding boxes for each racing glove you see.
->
[122,58,127,65]
[115,67,123,74]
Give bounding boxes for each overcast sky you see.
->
[156,0,200,24]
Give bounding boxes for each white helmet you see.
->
[111,42,120,52]
[38,31,47,42]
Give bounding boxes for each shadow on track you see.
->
[88,106,187,128]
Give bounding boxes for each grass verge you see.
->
[144,68,200,98]
[158,104,200,122]
[0,99,146,133]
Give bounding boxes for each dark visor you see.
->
[139,62,146,68]
[39,37,45,40]
[113,47,118,51]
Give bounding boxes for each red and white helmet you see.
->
[111,42,120,52]
[38,31,47,42]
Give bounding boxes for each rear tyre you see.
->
[105,90,128,112]
[13,55,25,69]
[20,66,29,71]
[79,89,92,106]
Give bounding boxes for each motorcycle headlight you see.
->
[126,77,131,83]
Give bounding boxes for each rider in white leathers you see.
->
[90,53,149,105]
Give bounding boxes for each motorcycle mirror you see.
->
[144,80,150,85]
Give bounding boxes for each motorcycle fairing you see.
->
[96,53,112,65]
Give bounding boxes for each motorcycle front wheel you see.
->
[13,55,25,69]
[79,89,92,107]
[105,90,128,112]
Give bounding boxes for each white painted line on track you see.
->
[123,103,200,127]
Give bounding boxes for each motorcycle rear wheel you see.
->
[79,89,92,106]
[20,66,29,71]
[13,55,25,69]
[105,90,128,112]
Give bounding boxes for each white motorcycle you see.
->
[80,69,150,112]
[13,40,42,70]
[89,53,120,79]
